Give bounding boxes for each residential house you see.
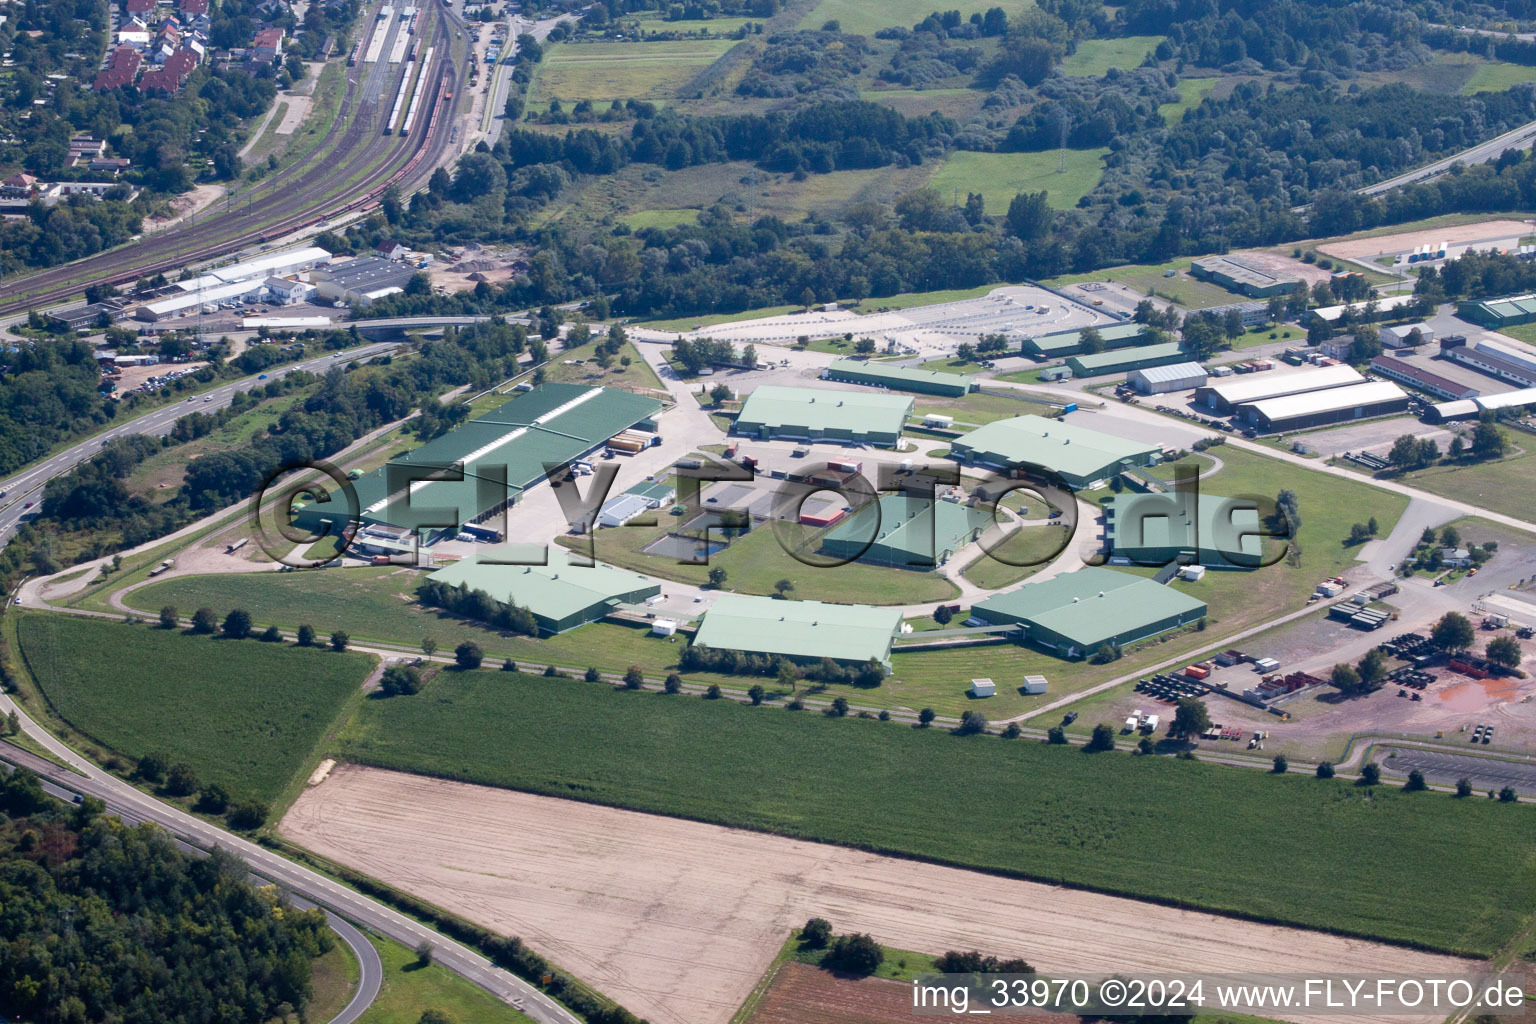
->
[95,46,142,90]
[252,26,284,61]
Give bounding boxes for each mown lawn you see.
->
[796,0,1033,35]
[1060,35,1165,77]
[336,670,1536,957]
[926,149,1109,214]
[16,614,369,803]
[533,39,734,103]
[358,934,534,1024]
[1159,76,1218,123]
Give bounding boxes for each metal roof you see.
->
[823,494,993,560]
[176,245,331,291]
[308,384,662,529]
[1200,364,1363,406]
[1474,387,1536,412]
[734,385,913,435]
[1105,492,1262,567]
[426,546,659,624]
[953,415,1160,479]
[972,567,1207,649]
[824,358,974,392]
[625,478,675,502]
[1310,295,1415,322]
[1024,321,1146,355]
[139,278,264,316]
[1129,361,1208,385]
[1242,380,1407,421]
[692,593,902,665]
[1067,341,1185,371]
[1475,339,1536,375]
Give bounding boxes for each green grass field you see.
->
[1060,36,1165,77]
[926,149,1109,214]
[1461,60,1536,95]
[357,934,534,1024]
[1159,77,1218,123]
[335,669,1536,956]
[533,39,735,102]
[796,0,1034,36]
[16,614,370,803]
[1046,258,1243,309]
[621,207,699,230]
[1374,445,1536,523]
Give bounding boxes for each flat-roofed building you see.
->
[732,386,913,446]
[310,256,417,306]
[970,566,1207,658]
[1066,342,1188,378]
[1241,380,1409,432]
[1191,254,1302,298]
[1457,292,1536,328]
[950,415,1161,490]
[1104,492,1262,569]
[822,358,975,396]
[1441,337,1536,387]
[424,547,660,635]
[1369,356,1478,400]
[1194,364,1364,414]
[819,494,993,568]
[691,593,902,668]
[1020,321,1149,359]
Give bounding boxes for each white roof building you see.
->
[1308,294,1416,323]
[1196,364,1364,412]
[1241,380,1409,429]
[135,278,264,320]
[1127,361,1208,394]
[175,245,332,292]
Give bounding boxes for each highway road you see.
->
[0,342,397,548]
[1359,116,1536,197]
[0,715,582,1024]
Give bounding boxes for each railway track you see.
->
[0,1,466,317]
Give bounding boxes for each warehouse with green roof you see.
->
[1104,492,1263,569]
[820,494,994,568]
[949,415,1162,489]
[732,386,914,446]
[294,383,664,537]
[822,358,976,396]
[1457,293,1536,328]
[971,567,1207,658]
[1066,341,1189,378]
[1021,322,1149,359]
[424,547,661,635]
[692,593,903,667]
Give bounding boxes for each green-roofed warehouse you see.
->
[1104,492,1263,569]
[1457,293,1536,328]
[971,567,1207,658]
[692,593,902,667]
[424,547,661,634]
[950,415,1162,490]
[1066,342,1189,378]
[822,358,976,396]
[821,494,994,568]
[732,385,914,446]
[295,383,664,537]
[1021,321,1149,359]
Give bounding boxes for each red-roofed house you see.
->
[94,45,142,91]
[177,0,208,14]
[140,46,197,93]
[124,0,155,16]
[252,26,284,61]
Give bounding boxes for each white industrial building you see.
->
[596,493,655,528]
[1241,380,1409,432]
[134,278,265,321]
[1128,361,1208,395]
[174,246,332,292]
[310,256,418,306]
[1431,386,1536,421]
[1308,294,1416,324]
[1444,338,1536,388]
[265,276,314,304]
[1195,364,1364,414]
[1383,322,1435,347]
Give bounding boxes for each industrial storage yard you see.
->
[284,765,1472,1024]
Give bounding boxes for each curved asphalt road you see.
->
[0,342,397,548]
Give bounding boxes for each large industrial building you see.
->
[1191,254,1303,298]
[822,359,975,396]
[1195,364,1364,414]
[1240,380,1409,432]
[1432,387,1536,421]
[1104,492,1262,569]
[1369,355,1479,400]
[1020,322,1149,359]
[1128,361,1208,395]
[1457,292,1536,328]
[174,246,332,293]
[970,567,1208,658]
[1441,336,1536,388]
[1307,294,1417,325]
[691,593,902,668]
[295,383,664,536]
[310,257,418,306]
[424,547,661,635]
[732,386,913,446]
[950,415,1162,489]
[820,494,993,568]
[1066,341,1187,378]
[134,279,267,321]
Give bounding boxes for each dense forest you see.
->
[0,771,333,1023]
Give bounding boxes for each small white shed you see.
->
[1022,674,1048,694]
[969,678,996,698]
[650,619,678,637]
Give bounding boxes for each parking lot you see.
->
[1379,746,1536,793]
[1297,417,1456,458]
[110,361,210,397]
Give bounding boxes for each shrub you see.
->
[705,684,722,699]
[585,667,601,682]
[1001,722,1021,739]
[1316,761,1335,779]
[1084,723,1116,752]
[953,710,988,736]
[825,932,882,976]
[663,673,683,694]
[623,666,644,689]
[455,642,484,670]
[800,917,832,949]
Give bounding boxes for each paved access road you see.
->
[0,718,582,1024]
[0,342,396,549]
